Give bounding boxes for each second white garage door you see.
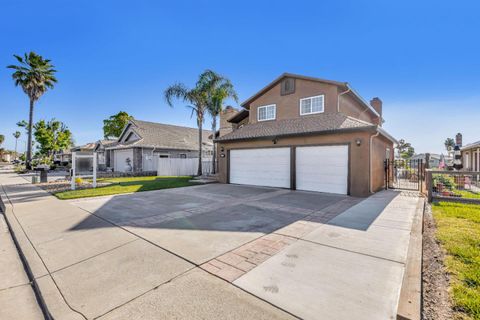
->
[230,148,290,188]
[296,145,349,194]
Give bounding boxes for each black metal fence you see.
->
[385,159,425,191]
[426,170,480,203]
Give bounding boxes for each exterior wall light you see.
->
[220,154,226,158]
[355,138,362,146]
[220,146,225,152]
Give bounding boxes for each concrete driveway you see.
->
[0,173,422,320]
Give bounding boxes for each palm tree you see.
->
[445,138,455,152]
[164,77,209,176]
[0,135,4,162]
[7,52,57,169]
[13,131,21,160]
[200,70,238,174]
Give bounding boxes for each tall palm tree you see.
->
[13,131,21,160]
[7,52,57,169]
[200,70,238,174]
[164,78,209,176]
[0,135,4,162]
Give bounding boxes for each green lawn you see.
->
[55,176,195,200]
[432,201,480,319]
[457,190,480,200]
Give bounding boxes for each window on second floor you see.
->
[300,95,324,115]
[257,104,276,121]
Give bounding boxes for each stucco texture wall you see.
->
[217,131,378,197]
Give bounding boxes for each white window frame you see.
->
[257,104,276,122]
[299,95,325,116]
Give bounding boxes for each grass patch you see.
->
[457,190,480,200]
[55,176,194,200]
[432,201,480,319]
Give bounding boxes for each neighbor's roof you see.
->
[107,119,213,151]
[71,142,96,151]
[240,73,380,118]
[215,113,377,142]
[461,141,480,150]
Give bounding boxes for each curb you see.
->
[396,196,424,320]
[0,184,53,320]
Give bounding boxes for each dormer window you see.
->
[300,95,324,115]
[257,104,276,121]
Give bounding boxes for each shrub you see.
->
[433,174,457,190]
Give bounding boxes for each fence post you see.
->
[426,170,432,203]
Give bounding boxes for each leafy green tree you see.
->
[200,70,238,173]
[7,52,57,169]
[103,111,133,139]
[397,139,415,159]
[164,72,216,176]
[13,131,21,160]
[33,119,73,159]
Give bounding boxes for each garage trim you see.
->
[226,142,351,194]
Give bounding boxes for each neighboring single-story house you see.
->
[99,119,213,173]
[461,140,480,171]
[94,139,117,171]
[215,73,397,197]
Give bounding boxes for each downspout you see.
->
[337,85,351,113]
[369,130,380,193]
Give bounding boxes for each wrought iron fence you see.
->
[426,170,480,203]
[385,159,424,191]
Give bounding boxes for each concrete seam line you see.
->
[0,183,88,320]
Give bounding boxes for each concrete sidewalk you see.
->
[0,172,296,320]
[0,211,44,320]
[235,191,423,320]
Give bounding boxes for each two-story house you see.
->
[215,73,397,197]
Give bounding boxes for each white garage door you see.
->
[296,145,348,194]
[230,148,290,188]
[114,149,134,172]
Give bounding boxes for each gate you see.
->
[385,159,424,191]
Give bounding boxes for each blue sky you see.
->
[1,0,479,154]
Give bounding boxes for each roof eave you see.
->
[214,126,375,143]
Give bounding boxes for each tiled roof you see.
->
[215,113,375,142]
[107,119,213,151]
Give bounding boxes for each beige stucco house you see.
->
[215,73,397,197]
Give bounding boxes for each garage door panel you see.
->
[296,146,348,194]
[230,148,290,188]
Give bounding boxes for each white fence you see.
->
[157,158,213,176]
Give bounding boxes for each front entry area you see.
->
[229,145,349,195]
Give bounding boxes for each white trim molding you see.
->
[299,95,325,115]
[257,104,276,121]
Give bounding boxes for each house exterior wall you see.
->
[371,135,394,192]
[217,131,383,197]
[339,93,376,124]
[461,147,480,171]
[248,79,339,124]
[246,78,377,126]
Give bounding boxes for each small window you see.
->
[159,154,169,158]
[179,154,187,159]
[257,104,276,121]
[300,95,324,115]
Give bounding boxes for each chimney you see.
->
[370,97,382,116]
[456,133,463,147]
[219,106,238,137]
[369,97,383,126]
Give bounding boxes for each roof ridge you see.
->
[132,119,212,133]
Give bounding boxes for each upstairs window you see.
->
[257,104,276,121]
[300,95,324,115]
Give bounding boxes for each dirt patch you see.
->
[422,203,454,320]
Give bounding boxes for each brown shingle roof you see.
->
[215,113,375,142]
[108,119,213,151]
